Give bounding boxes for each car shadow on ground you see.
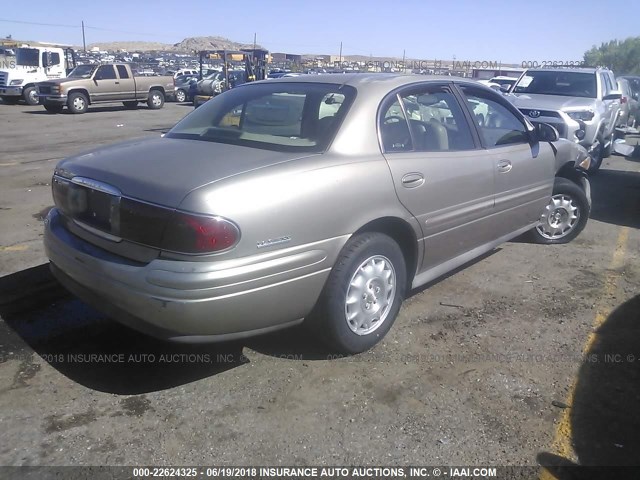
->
[589,167,640,229]
[0,265,247,395]
[537,294,640,479]
[22,105,159,115]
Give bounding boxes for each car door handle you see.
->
[401,172,425,188]
[497,160,512,173]
[115,81,120,84]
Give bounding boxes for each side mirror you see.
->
[499,85,510,93]
[43,52,51,68]
[603,90,622,101]
[632,92,639,101]
[534,122,559,142]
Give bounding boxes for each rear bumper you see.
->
[44,208,344,342]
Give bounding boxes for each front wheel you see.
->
[529,177,590,245]
[147,89,164,109]
[23,86,39,105]
[309,232,406,354]
[67,92,88,114]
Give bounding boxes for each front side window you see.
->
[460,86,529,147]
[167,82,356,152]
[96,65,117,80]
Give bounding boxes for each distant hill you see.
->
[87,36,263,53]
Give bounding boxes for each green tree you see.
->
[584,37,640,74]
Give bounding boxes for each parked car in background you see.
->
[37,63,174,114]
[173,68,199,79]
[509,67,621,172]
[618,76,640,127]
[616,78,638,128]
[44,74,591,354]
[173,74,198,102]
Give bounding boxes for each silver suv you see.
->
[508,67,621,172]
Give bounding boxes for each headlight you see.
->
[566,110,595,122]
[9,79,24,85]
[578,155,591,170]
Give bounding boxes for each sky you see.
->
[1,0,639,63]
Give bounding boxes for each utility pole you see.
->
[339,41,342,66]
[253,32,256,51]
[81,20,86,52]
[402,49,406,72]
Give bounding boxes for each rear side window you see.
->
[460,86,529,147]
[167,82,356,152]
[116,65,130,79]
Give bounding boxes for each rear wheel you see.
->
[309,232,406,354]
[147,89,164,109]
[23,86,39,105]
[43,103,64,113]
[175,89,186,102]
[67,92,88,114]
[123,101,138,109]
[529,177,590,245]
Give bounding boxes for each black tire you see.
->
[602,132,614,158]
[529,177,590,245]
[1,96,20,105]
[43,103,64,113]
[308,232,407,354]
[23,86,39,105]
[123,101,139,109]
[147,89,164,109]
[67,92,88,114]
[175,89,186,102]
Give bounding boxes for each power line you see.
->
[0,17,79,29]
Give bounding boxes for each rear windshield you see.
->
[513,71,597,98]
[166,82,356,152]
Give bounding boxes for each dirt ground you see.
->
[1,100,639,477]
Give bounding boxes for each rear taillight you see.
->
[161,212,240,254]
[622,96,628,104]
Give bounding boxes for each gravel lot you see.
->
[1,100,639,474]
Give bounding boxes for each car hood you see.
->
[39,78,84,86]
[55,137,316,207]
[509,93,596,111]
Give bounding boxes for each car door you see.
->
[456,84,554,237]
[115,65,136,100]
[380,83,495,272]
[92,65,119,102]
[600,72,620,135]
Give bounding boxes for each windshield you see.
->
[513,71,597,98]
[68,65,97,78]
[16,48,39,67]
[166,82,356,152]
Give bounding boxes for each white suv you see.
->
[508,67,621,172]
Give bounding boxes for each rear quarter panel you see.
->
[176,154,420,261]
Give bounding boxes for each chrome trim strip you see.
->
[72,219,123,243]
[70,176,122,196]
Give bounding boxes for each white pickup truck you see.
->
[0,45,74,105]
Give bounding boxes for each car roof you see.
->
[524,67,606,74]
[257,73,485,93]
